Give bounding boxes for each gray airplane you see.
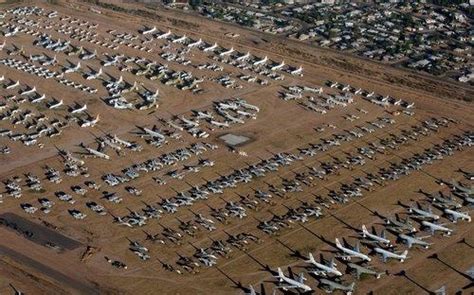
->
[451,180,474,195]
[347,263,385,279]
[422,221,453,236]
[319,278,355,294]
[398,233,432,249]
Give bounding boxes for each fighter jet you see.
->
[335,238,371,262]
[275,267,312,292]
[347,263,385,279]
[422,221,453,236]
[361,225,392,246]
[374,248,408,263]
[319,278,355,294]
[305,253,342,277]
[397,233,432,249]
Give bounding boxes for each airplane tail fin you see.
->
[335,238,342,248]
[361,224,368,236]
[402,250,408,257]
[277,267,284,281]
[349,282,355,290]
[306,252,316,264]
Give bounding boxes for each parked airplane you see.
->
[172,35,187,44]
[422,221,453,236]
[219,47,234,57]
[19,86,36,96]
[271,60,285,71]
[374,247,408,263]
[290,66,303,76]
[253,56,268,66]
[86,67,102,80]
[70,103,87,114]
[275,267,312,292]
[187,38,202,48]
[203,42,218,52]
[236,52,250,62]
[142,26,157,35]
[305,253,342,277]
[319,278,355,294]
[48,99,63,109]
[335,238,371,262]
[451,180,474,195]
[397,233,432,249]
[81,144,110,160]
[64,61,81,73]
[5,80,20,90]
[157,30,172,39]
[408,204,440,220]
[347,263,385,279]
[80,114,100,128]
[361,225,392,246]
[443,209,471,223]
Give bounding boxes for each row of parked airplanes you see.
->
[261,177,473,294]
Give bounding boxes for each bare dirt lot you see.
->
[0,1,473,295]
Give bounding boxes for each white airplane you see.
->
[275,267,312,292]
[253,56,268,66]
[398,234,432,249]
[408,205,440,220]
[82,145,110,160]
[20,86,36,96]
[271,60,285,71]
[443,209,471,223]
[6,80,20,90]
[80,114,100,127]
[43,55,57,66]
[405,102,415,109]
[219,47,234,57]
[210,120,229,128]
[374,248,408,263]
[157,30,172,39]
[236,52,250,62]
[142,26,157,35]
[31,94,46,103]
[181,116,199,128]
[172,35,187,44]
[290,66,303,76]
[335,238,371,262]
[361,225,392,246]
[86,67,102,80]
[70,103,87,114]
[305,253,342,277]
[187,38,202,48]
[64,62,81,73]
[81,49,97,60]
[422,221,453,236]
[203,42,218,52]
[48,99,63,109]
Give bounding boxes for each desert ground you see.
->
[0,1,472,295]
